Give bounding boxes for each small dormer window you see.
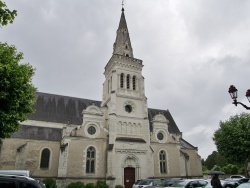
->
[125,45,128,49]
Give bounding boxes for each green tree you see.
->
[222,164,239,175]
[202,165,208,173]
[213,113,250,173]
[0,42,37,139]
[205,151,217,170]
[0,0,17,26]
[212,165,221,171]
[201,159,205,166]
[205,151,227,170]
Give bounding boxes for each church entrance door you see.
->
[124,167,135,188]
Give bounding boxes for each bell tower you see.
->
[102,8,154,185]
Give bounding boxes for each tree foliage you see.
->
[204,151,227,170]
[96,180,108,188]
[42,178,56,188]
[0,42,37,139]
[213,113,250,167]
[222,164,239,175]
[85,183,95,188]
[67,182,84,188]
[0,0,17,26]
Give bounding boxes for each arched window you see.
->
[120,73,124,88]
[127,74,130,89]
[132,76,136,90]
[86,146,95,173]
[159,150,167,173]
[40,148,50,169]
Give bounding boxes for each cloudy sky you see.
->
[2,0,250,159]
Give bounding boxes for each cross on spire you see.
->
[122,0,124,11]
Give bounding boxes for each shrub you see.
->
[115,185,123,188]
[85,183,95,188]
[42,178,56,188]
[238,167,245,174]
[67,182,84,188]
[96,180,108,188]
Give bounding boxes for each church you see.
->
[0,7,202,188]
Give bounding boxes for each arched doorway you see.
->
[122,155,140,188]
[124,167,135,188]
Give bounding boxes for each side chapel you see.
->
[0,7,202,188]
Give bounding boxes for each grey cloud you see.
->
[2,0,250,159]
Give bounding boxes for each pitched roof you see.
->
[180,138,198,150]
[11,125,62,141]
[27,92,181,135]
[28,92,101,125]
[148,108,181,134]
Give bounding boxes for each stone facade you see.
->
[0,8,202,188]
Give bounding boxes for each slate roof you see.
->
[27,92,181,135]
[11,125,62,141]
[28,92,101,125]
[180,138,198,149]
[148,108,181,134]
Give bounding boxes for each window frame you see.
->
[159,150,167,174]
[132,76,136,90]
[86,146,95,174]
[40,148,50,169]
[120,73,124,88]
[126,74,130,89]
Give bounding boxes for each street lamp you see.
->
[228,85,250,110]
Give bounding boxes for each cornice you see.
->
[104,54,143,75]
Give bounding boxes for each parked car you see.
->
[163,178,184,187]
[223,178,250,188]
[146,180,164,188]
[0,174,45,188]
[166,179,208,188]
[133,179,143,188]
[231,176,246,179]
[237,183,250,188]
[0,170,30,177]
[223,180,240,188]
[138,179,163,188]
[226,176,246,181]
[238,178,250,184]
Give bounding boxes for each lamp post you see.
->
[228,85,250,110]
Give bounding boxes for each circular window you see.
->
[87,126,96,135]
[157,132,164,140]
[125,105,132,113]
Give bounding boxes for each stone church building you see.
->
[0,8,202,188]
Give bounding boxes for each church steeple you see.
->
[113,8,134,58]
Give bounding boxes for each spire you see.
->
[113,8,134,58]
